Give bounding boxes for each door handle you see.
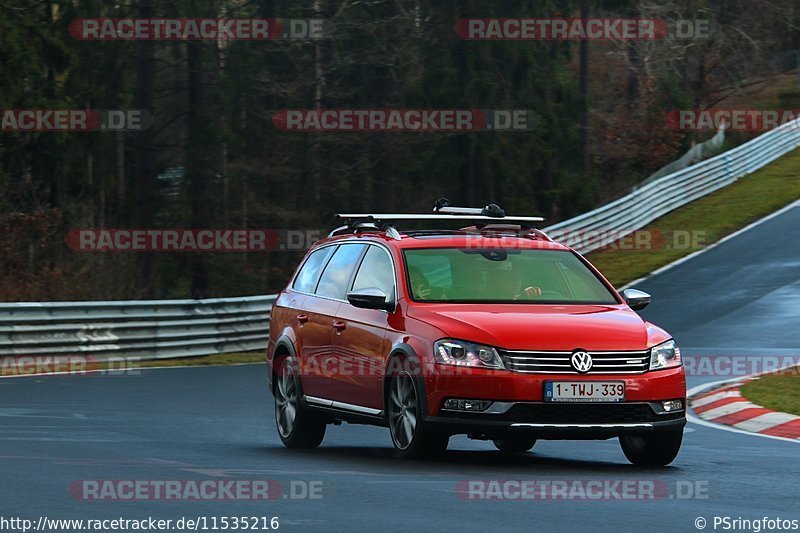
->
[296,313,309,324]
[332,321,347,332]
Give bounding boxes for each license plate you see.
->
[544,381,625,402]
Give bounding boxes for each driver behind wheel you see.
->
[490,262,542,300]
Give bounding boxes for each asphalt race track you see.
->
[2,204,799,533]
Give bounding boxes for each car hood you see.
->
[405,303,670,351]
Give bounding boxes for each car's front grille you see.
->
[499,350,649,374]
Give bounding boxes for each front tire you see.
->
[619,430,682,466]
[387,371,448,458]
[493,437,537,453]
[274,356,326,449]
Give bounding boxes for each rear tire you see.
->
[274,356,326,449]
[387,371,449,459]
[493,437,537,453]
[619,430,682,466]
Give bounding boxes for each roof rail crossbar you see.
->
[332,200,545,240]
[336,214,544,223]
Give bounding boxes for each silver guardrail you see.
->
[545,118,800,253]
[2,120,799,360]
[0,295,275,359]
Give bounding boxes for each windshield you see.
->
[403,248,618,304]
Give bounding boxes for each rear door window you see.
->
[316,244,367,300]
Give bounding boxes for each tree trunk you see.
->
[579,1,590,174]
[132,0,157,297]
[187,38,209,299]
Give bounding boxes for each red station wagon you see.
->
[267,202,686,465]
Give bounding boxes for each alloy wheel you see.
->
[388,372,418,450]
[275,363,298,438]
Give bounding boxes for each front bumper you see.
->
[424,365,686,414]
[422,365,686,438]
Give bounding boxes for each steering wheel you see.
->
[539,289,565,299]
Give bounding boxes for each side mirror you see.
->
[347,287,394,311]
[622,288,651,311]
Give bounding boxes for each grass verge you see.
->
[740,371,800,417]
[587,148,800,287]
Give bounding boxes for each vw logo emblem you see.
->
[571,351,593,373]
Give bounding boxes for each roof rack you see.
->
[328,198,546,240]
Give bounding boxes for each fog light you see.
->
[443,399,492,411]
[662,399,684,412]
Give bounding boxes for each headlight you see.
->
[649,339,681,371]
[434,339,505,370]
